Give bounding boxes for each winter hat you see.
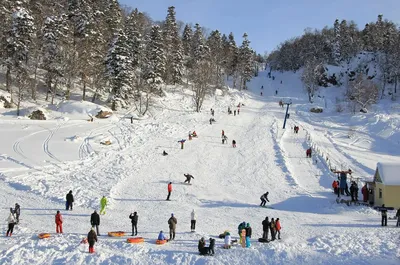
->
[247,223,250,227]
[171,213,174,217]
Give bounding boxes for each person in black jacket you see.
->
[87,227,98,253]
[262,217,269,240]
[129,212,138,236]
[14,203,20,224]
[198,237,208,255]
[260,192,269,206]
[66,190,74,210]
[184,174,194,184]
[208,238,215,256]
[381,204,388,227]
[90,210,100,235]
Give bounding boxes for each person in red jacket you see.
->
[55,211,63,233]
[332,180,338,194]
[275,218,281,239]
[361,184,369,202]
[166,182,172,201]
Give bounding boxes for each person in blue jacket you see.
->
[158,230,168,241]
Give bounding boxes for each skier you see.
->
[208,238,216,255]
[262,217,269,240]
[14,203,20,224]
[232,140,236,148]
[87,227,98,253]
[270,218,276,241]
[90,210,100,235]
[260,192,269,206]
[381,204,388,227]
[166,182,172,201]
[190,209,196,232]
[55,210,63,233]
[168,213,177,240]
[275,218,281,239]
[66,190,74,211]
[162,150,168,156]
[158,230,168,241]
[198,237,208,255]
[6,210,16,237]
[100,196,108,215]
[129,211,138,236]
[245,223,252,248]
[184,174,194,184]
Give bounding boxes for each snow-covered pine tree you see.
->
[143,25,166,95]
[105,29,133,110]
[182,24,193,56]
[238,33,253,90]
[339,20,351,63]
[7,6,35,114]
[333,19,341,64]
[163,6,183,85]
[207,30,224,87]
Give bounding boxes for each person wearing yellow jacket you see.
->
[100,196,108,215]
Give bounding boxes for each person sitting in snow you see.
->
[208,238,216,255]
[158,230,168,241]
[163,150,168,156]
[198,237,208,255]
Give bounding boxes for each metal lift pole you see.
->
[283,103,291,129]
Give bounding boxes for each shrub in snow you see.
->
[310,107,323,113]
[28,110,46,120]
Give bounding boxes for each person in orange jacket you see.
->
[55,210,63,233]
[332,180,338,194]
[275,218,281,240]
[166,182,172,201]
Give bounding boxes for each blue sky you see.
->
[118,0,400,54]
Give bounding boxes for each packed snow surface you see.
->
[0,71,399,265]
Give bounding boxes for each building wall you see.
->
[374,182,400,208]
[374,182,385,206]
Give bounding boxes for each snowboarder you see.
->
[87,227,98,253]
[184,174,194,184]
[166,182,172,201]
[129,211,138,236]
[275,218,281,239]
[100,196,108,215]
[191,209,196,232]
[208,238,215,255]
[55,210,63,233]
[396,208,400,227]
[66,190,74,211]
[237,221,246,244]
[260,192,269,206]
[6,211,16,237]
[270,218,276,241]
[262,217,269,240]
[198,237,208,255]
[232,140,236,148]
[168,213,177,240]
[90,210,100,235]
[306,148,312,158]
[163,150,168,156]
[14,203,20,224]
[178,139,186,149]
[381,204,388,226]
[245,223,252,248]
[158,230,168,241]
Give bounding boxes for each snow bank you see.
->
[55,100,112,116]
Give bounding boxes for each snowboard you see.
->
[260,205,274,209]
[182,182,192,185]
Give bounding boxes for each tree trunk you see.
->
[51,80,57,105]
[82,79,86,101]
[45,76,52,101]
[32,64,38,100]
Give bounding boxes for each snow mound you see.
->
[55,101,112,116]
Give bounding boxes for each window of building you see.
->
[379,189,382,199]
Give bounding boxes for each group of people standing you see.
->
[261,217,281,241]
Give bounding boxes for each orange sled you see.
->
[156,239,167,245]
[38,233,51,239]
[127,237,145,244]
[108,231,126,237]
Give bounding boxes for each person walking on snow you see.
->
[260,192,269,206]
[166,182,172,201]
[66,190,74,211]
[191,209,196,232]
[168,213,177,240]
[129,211,138,236]
[361,184,369,202]
[87,227,98,253]
[381,204,388,226]
[90,210,100,235]
[234,110,236,116]
[55,210,63,233]
[237,109,240,115]
[99,196,108,215]
[232,140,236,148]
[275,218,282,239]
[262,217,269,240]
[184,174,194,184]
[14,203,20,224]
[6,211,16,237]
[222,135,228,144]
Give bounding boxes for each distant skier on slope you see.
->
[100,196,108,215]
[6,210,16,237]
[66,190,74,210]
[260,192,269,206]
[166,182,172,201]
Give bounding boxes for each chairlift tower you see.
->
[282,100,292,129]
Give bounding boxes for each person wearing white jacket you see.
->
[190,210,196,232]
[6,210,16,237]
[224,232,232,249]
